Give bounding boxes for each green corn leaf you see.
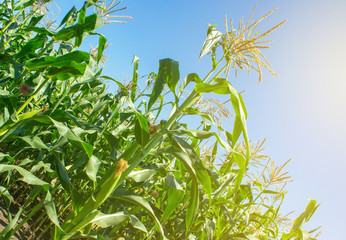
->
[90,210,148,234]
[134,113,150,147]
[177,73,202,98]
[126,213,148,234]
[161,146,196,176]
[19,135,49,149]
[44,190,62,230]
[131,55,139,101]
[253,181,263,191]
[186,179,199,236]
[61,210,100,240]
[194,79,230,94]
[69,78,104,94]
[75,3,87,47]
[17,108,43,121]
[214,172,236,197]
[148,69,165,110]
[88,100,110,119]
[169,128,233,153]
[231,153,247,196]
[234,184,253,204]
[194,78,249,160]
[97,34,107,64]
[50,118,93,158]
[26,50,90,71]
[24,26,55,36]
[30,161,54,173]
[0,55,19,75]
[128,168,158,183]
[63,232,106,240]
[0,164,48,186]
[172,136,212,196]
[0,186,13,208]
[75,99,92,109]
[0,207,24,239]
[16,34,46,60]
[148,58,179,110]
[86,155,101,182]
[104,132,118,160]
[161,58,180,94]
[162,187,184,222]
[199,25,222,60]
[161,174,184,221]
[160,146,199,234]
[166,173,184,190]
[53,156,75,193]
[281,229,305,240]
[153,95,164,122]
[58,6,78,28]
[183,107,214,122]
[53,154,83,213]
[91,211,128,228]
[55,14,104,41]
[15,0,36,8]
[112,188,167,239]
[46,61,87,80]
[292,200,320,230]
[263,189,280,194]
[211,142,218,162]
[0,108,43,137]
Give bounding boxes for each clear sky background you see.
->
[56,1,346,239]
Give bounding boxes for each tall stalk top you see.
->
[222,7,286,82]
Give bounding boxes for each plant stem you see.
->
[202,56,224,83]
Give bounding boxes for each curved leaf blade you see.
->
[86,155,101,182]
[112,189,167,239]
[91,211,128,228]
[0,164,48,186]
[44,190,62,230]
[128,169,157,183]
[148,58,179,110]
[199,25,222,60]
[134,113,150,147]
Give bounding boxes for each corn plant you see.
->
[0,1,319,239]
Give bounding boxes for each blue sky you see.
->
[56,1,346,238]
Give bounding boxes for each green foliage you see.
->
[0,1,319,239]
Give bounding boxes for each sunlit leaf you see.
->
[19,135,49,149]
[131,55,139,101]
[194,78,249,160]
[91,211,128,228]
[86,155,101,182]
[177,73,202,98]
[128,168,157,183]
[58,6,78,28]
[199,25,222,60]
[55,14,104,41]
[0,164,48,186]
